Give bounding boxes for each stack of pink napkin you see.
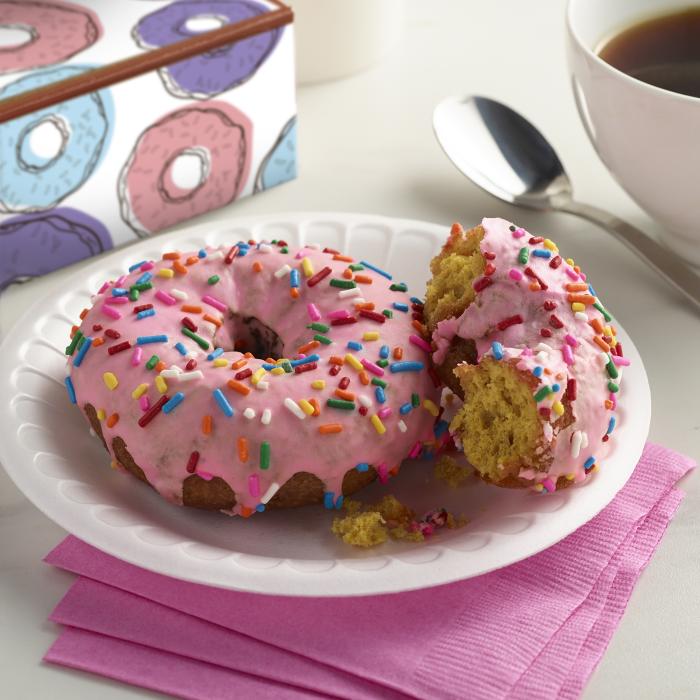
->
[43,443,694,699]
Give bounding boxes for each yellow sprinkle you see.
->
[155,375,168,394]
[566,257,575,266]
[370,414,386,435]
[423,398,439,417]
[213,358,228,367]
[533,483,544,492]
[301,257,314,278]
[311,379,326,390]
[251,368,266,385]
[298,399,315,416]
[571,302,585,312]
[271,366,285,375]
[591,464,600,473]
[552,401,565,416]
[543,238,558,252]
[565,473,576,481]
[96,408,106,421]
[157,268,174,278]
[275,358,287,364]
[344,353,362,371]
[362,331,380,341]
[103,372,118,391]
[131,383,149,399]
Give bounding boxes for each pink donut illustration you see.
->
[118,102,252,236]
[0,1,102,75]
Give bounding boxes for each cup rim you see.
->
[565,0,700,105]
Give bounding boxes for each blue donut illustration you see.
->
[0,208,112,290]
[255,115,297,193]
[132,0,283,99]
[0,66,114,212]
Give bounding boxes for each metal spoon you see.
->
[432,94,700,310]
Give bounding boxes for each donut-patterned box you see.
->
[0,0,296,290]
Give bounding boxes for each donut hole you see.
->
[182,14,228,34]
[0,24,35,49]
[18,117,68,172]
[222,313,284,361]
[160,148,210,202]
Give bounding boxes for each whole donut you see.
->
[0,0,101,75]
[255,115,297,193]
[66,241,441,516]
[132,0,283,99]
[0,66,113,212]
[118,103,252,236]
[0,207,112,290]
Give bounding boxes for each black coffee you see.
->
[598,7,700,98]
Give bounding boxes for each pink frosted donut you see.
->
[118,103,252,236]
[0,1,101,74]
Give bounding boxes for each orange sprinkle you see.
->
[604,399,614,409]
[334,388,355,401]
[332,254,354,262]
[389,464,400,477]
[290,288,300,299]
[173,260,188,275]
[227,379,251,396]
[185,256,199,266]
[244,352,254,358]
[79,308,88,320]
[232,359,247,370]
[593,336,611,353]
[610,325,618,336]
[203,313,222,328]
[329,355,344,365]
[92,337,105,347]
[106,413,119,428]
[567,293,595,305]
[162,251,181,260]
[342,268,353,279]
[544,367,552,375]
[354,302,375,311]
[565,283,589,292]
[181,304,202,314]
[265,357,275,364]
[155,361,166,372]
[319,423,343,434]
[354,274,373,284]
[252,261,263,273]
[589,318,604,334]
[70,325,79,337]
[309,397,321,416]
[202,414,212,435]
[359,370,370,386]
[237,437,249,462]
[240,506,254,518]
[412,319,428,337]
[298,340,321,354]
[393,346,403,360]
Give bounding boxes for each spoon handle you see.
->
[558,199,700,311]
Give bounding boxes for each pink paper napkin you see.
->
[44,443,695,700]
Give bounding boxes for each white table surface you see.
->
[1,1,698,698]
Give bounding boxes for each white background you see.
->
[1,1,698,698]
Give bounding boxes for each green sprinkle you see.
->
[313,334,332,345]
[260,441,271,470]
[606,357,619,379]
[376,359,389,368]
[134,282,152,292]
[76,335,86,350]
[207,275,220,285]
[382,309,393,318]
[411,393,420,407]
[349,263,365,271]
[329,278,356,289]
[271,239,277,244]
[280,360,293,373]
[327,398,355,410]
[65,330,83,356]
[280,247,288,254]
[534,386,552,402]
[307,322,330,332]
[371,378,387,388]
[146,354,159,370]
[593,301,612,322]
[390,282,408,292]
[518,247,529,264]
[608,381,619,393]
[182,327,210,350]
[129,287,140,301]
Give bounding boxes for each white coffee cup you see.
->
[566,0,700,266]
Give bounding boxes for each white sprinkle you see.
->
[207,250,224,261]
[159,369,181,379]
[597,352,609,366]
[284,397,306,420]
[258,243,273,254]
[581,431,589,448]
[306,243,321,250]
[261,408,271,425]
[543,422,554,440]
[338,287,362,299]
[169,364,183,373]
[177,370,204,382]
[274,264,291,279]
[536,351,549,363]
[398,420,407,433]
[243,407,256,420]
[261,482,280,504]
[256,380,270,391]
[358,394,372,408]
[354,298,366,305]
[170,288,188,300]
[535,343,553,353]
[571,430,583,458]
[201,321,218,335]
[574,311,588,322]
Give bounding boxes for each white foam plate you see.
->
[0,212,650,596]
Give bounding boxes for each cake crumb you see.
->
[332,511,388,548]
[434,455,473,488]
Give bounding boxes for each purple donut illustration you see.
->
[118,102,252,236]
[0,208,112,290]
[132,0,283,99]
[0,1,102,75]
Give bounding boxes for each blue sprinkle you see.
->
[213,388,234,417]
[255,503,266,512]
[375,387,386,404]
[491,341,504,360]
[128,260,147,272]
[360,260,392,280]
[73,337,93,367]
[434,420,449,438]
[392,302,409,312]
[410,297,423,305]
[347,341,363,351]
[588,284,597,297]
[111,288,128,296]
[379,345,390,359]
[163,392,185,414]
[356,462,369,472]
[65,376,76,404]
[532,249,551,259]
[583,456,596,470]
[335,494,344,510]
[136,308,155,320]
[137,334,168,345]
[551,383,561,392]
[261,363,276,370]
[174,342,187,356]
[290,269,300,288]
[390,361,424,373]
[399,403,413,414]
[607,416,616,434]
[323,492,335,509]
[238,247,249,257]
[532,366,543,378]
[198,249,207,258]
[207,347,224,361]
[135,271,152,285]
[290,353,320,367]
